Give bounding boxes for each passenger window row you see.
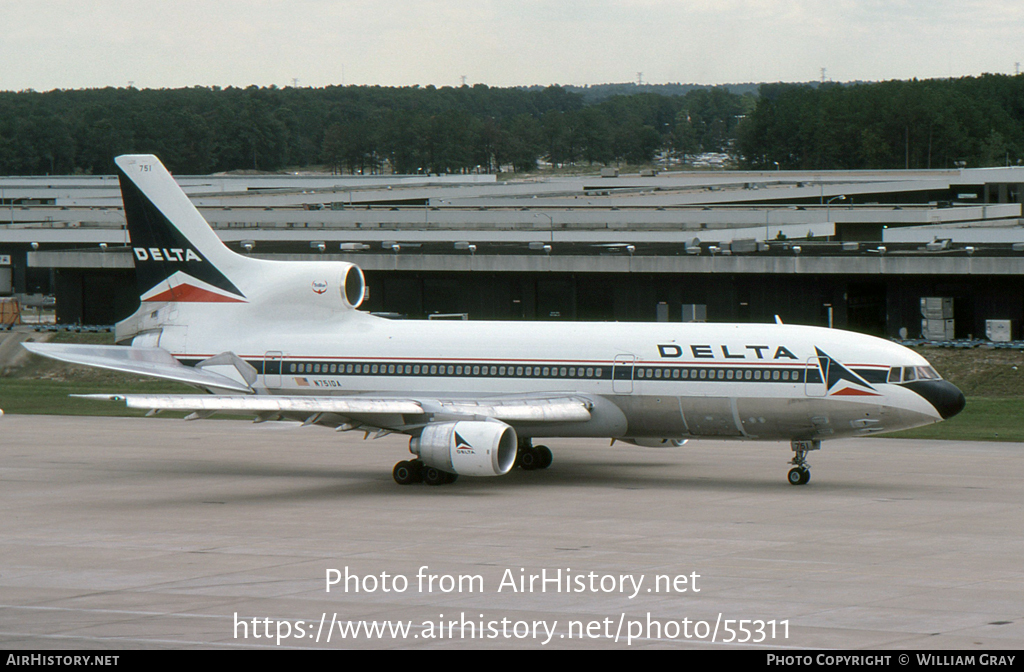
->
[279,360,815,383]
[635,367,804,382]
[287,361,606,379]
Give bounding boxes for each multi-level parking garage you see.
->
[2,167,1024,339]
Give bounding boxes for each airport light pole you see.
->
[826,194,846,223]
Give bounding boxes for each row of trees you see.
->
[737,75,1024,170]
[4,75,1024,176]
[0,84,752,176]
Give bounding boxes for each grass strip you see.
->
[0,379,193,417]
[883,397,1024,442]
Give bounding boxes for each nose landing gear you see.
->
[788,439,819,486]
[787,466,810,485]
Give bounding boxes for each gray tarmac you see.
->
[0,414,1022,650]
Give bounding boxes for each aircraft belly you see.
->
[681,397,744,437]
[732,397,888,440]
[536,394,893,440]
[610,395,898,440]
[612,395,689,437]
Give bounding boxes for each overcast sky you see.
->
[3,0,1023,91]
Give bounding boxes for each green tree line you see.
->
[0,84,752,176]
[5,75,1022,176]
[738,75,1024,170]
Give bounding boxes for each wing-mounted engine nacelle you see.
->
[620,438,688,448]
[253,261,365,313]
[410,421,518,477]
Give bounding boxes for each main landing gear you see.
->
[392,459,458,486]
[517,440,553,471]
[391,439,554,485]
[787,439,820,486]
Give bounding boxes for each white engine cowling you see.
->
[621,438,688,448]
[253,261,365,312]
[410,421,518,476]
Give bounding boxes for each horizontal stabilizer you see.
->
[21,342,252,393]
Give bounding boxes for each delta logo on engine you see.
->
[454,432,475,454]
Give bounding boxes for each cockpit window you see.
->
[887,366,942,383]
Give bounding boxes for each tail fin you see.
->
[116,155,249,304]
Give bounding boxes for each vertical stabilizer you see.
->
[116,155,250,304]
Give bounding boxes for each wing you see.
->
[27,342,592,431]
[73,393,593,432]
[22,342,252,393]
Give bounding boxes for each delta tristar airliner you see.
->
[24,155,966,487]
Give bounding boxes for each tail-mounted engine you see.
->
[410,421,518,476]
[251,261,365,314]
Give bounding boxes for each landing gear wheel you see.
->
[534,445,553,470]
[787,467,810,486]
[423,466,452,486]
[787,439,819,486]
[519,448,539,471]
[516,439,551,472]
[393,460,421,485]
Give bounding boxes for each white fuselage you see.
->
[147,307,945,442]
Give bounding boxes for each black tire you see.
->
[423,467,449,486]
[519,448,538,471]
[787,468,805,486]
[535,445,553,470]
[799,468,810,485]
[445,471,459,484]
[393,461,418,485]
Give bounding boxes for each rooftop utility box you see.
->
[986,319,1012,342]
[731,238,758,253]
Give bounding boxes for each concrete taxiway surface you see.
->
[0,415,1022,650]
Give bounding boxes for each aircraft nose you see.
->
[905,380,966,420]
